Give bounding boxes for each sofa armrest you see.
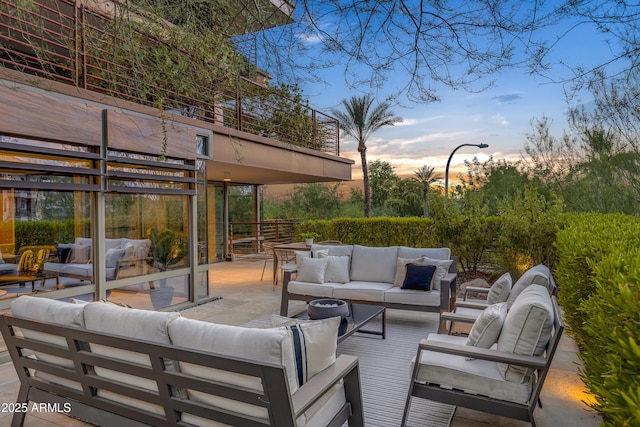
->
[440,311,478,325]
[440,272,457,312]
[454,300,489,310]
[292,354,361,417]
[418,338,547,369]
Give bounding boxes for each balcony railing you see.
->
[229,220,298,256]
[0,0,339,156]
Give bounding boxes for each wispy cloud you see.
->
[492,93,521,104]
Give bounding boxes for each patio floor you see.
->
[0,258,601,427]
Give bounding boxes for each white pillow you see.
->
[466,302,507,348]
[487,272,512,304]
[393,257,425,287]
[318,254,350,283]
[420,257,453,290]
[270,315,340,384]
[297,257,329,284]
[294,249,329,269]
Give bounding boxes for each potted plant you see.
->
[146,228,187,309]
[300,232,320,246]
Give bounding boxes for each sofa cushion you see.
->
[498,285,554,382]
[84,303,182,414]
[10,296,87,389]
[270,315,340,385]
[287,280,342,298]
[397,246,450,260]
[506,265,550,306]
[349,245,398,283]
[297,257,330,284]
[105,248,125,269]
[384,287,442,306]
[318,255,350,283]
[104,238,123,252]
[401,264,437,291]
[393,257,425,287]
[311,244,353,258]
[487,272,512,304]
[294,249,329,269]
[69,243,90,263]
[421,257,454,291]
[412,333,533,405]
[168,317,300,421]
[466,302,507,348]
[333,281,393,302]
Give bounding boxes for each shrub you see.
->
[579,249,640,426]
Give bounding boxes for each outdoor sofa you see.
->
[280,244,457,319]
[1,295,364,427]
[43,237,152,281]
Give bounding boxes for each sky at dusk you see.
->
[280,5,620,183]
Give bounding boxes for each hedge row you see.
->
[555,213,640,426]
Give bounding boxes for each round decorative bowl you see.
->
[308,299,349,320]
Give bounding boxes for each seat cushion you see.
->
[384,287,442,306]
[498,284,554,382]
[333,281,393,302]
[288,280,342,298]
[349,245,398,283]
[412,334,533,405]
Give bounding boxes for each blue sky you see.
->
[277,6,620,182]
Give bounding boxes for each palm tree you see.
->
[331,95,402,217]
[413,165,441,218]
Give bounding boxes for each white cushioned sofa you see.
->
[2,296,363,427]
[43,237,151,281]
[280,244,457,318]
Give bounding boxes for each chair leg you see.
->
[261,258,269,280]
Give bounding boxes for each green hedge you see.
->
[555,213,640,426]
[15,219,82,248]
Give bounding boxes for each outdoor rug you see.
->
[243,310,455,427]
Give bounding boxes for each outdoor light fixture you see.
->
[445,143,489,198]
[223,171,231,182]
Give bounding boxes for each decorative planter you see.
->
[308,299,349,320]
[305,238,314,246]
[150,286,174,310]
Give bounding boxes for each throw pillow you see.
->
[317,254,350,283]
[421,256,453,290]
[393,257,425,287]
[270,315,340,385]
[401,264,437,291]
[487,272,512,304]
[296,257,330,284]
[69,243,90,263]
[55,244,72,264]
[294,249,330,269]
[466,302,507,348]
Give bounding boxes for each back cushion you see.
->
[10,296,86,389]
[84,303,181,414]
[168,317,299,421]
[497,285,554,382]
[311,244,353,258]
[350,245,398,283]
[397,247,450,260]
[506,265,550,306]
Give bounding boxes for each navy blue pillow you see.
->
[401,264,437,291]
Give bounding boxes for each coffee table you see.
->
[297,302,386,344]
[0,270,59,291]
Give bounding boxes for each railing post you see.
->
[312,110,317,150]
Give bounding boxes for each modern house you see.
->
[0,0,353,310]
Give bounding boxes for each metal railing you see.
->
[229,220,298,256]
[0,0,340,155]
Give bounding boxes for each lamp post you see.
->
[445,143,489,198]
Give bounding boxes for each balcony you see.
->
[0,0,339,156]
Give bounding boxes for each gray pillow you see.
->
[487,272,512,304]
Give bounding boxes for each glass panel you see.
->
[207,183,224,262]
[196,160,207,265]
[105,276,189,310]
[105,193,188,280]
[0,188,92,302]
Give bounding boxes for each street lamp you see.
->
[444,143,489,198]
